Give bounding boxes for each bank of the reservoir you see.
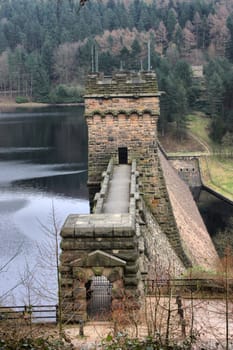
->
[0,100,84,111]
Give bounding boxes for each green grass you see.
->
[199,156,233,201]
[187,113,214,149]
[186,113,233,201]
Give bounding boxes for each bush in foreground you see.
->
[0,337,72,350]
[102,332,196,350]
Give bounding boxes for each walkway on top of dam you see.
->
[102,164,131,214]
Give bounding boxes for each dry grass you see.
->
[1,295,233,349]
[0,97,49,110]
[65,296,233,349]
[158,128,204,154]
[0,321,60,343]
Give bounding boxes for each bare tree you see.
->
[0,51,9,95]
[36,203,63,337]
[54,43,80,84]
[0,245,23,304]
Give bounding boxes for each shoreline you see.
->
[0,100,84,111]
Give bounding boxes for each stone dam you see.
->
[59,71,218,322]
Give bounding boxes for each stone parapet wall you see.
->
[93,159,114,213]
[85,71,159,96]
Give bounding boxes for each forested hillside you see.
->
[0,0,233,143]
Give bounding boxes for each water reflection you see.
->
[0,106,89,305]
[0,198,29,213]
[198,189,233,236]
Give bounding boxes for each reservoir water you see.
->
[198,189,233,236]
[0,106,89,305]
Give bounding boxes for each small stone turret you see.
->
[85,71,159,96]
[85,71,160,186]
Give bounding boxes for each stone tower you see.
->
[85,71,160,186]
[85,71,190,266]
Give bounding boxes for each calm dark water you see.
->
[0,106,89,305]
[197,189,233,236]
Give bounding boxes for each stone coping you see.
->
[61,213,135,238]
[94,158,114,214]
[85,70,159,95]
[84,93,161,98]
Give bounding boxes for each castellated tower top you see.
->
[85,71,160,117]
[85,71,159,96]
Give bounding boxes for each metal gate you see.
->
[86,276,112,320]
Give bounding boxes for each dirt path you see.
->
[188,131,211,155]
[65,322,112,349]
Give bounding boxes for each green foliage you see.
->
[0,0,223,70]
[182,265,218,279]
[102,332,196,350]
[0,337,72,350]
[156,56,193,139]
[166,9,177,40]
[49,84,84,103]
[210,116,226,143]
[204,58,233,143]
[0,0,231,134]
[15,96,29,103]
[226,14,233,62]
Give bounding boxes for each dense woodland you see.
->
[0,0,233,143]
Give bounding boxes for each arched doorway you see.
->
[86,276,112,320]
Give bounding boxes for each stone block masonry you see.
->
[86,112,159,184]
